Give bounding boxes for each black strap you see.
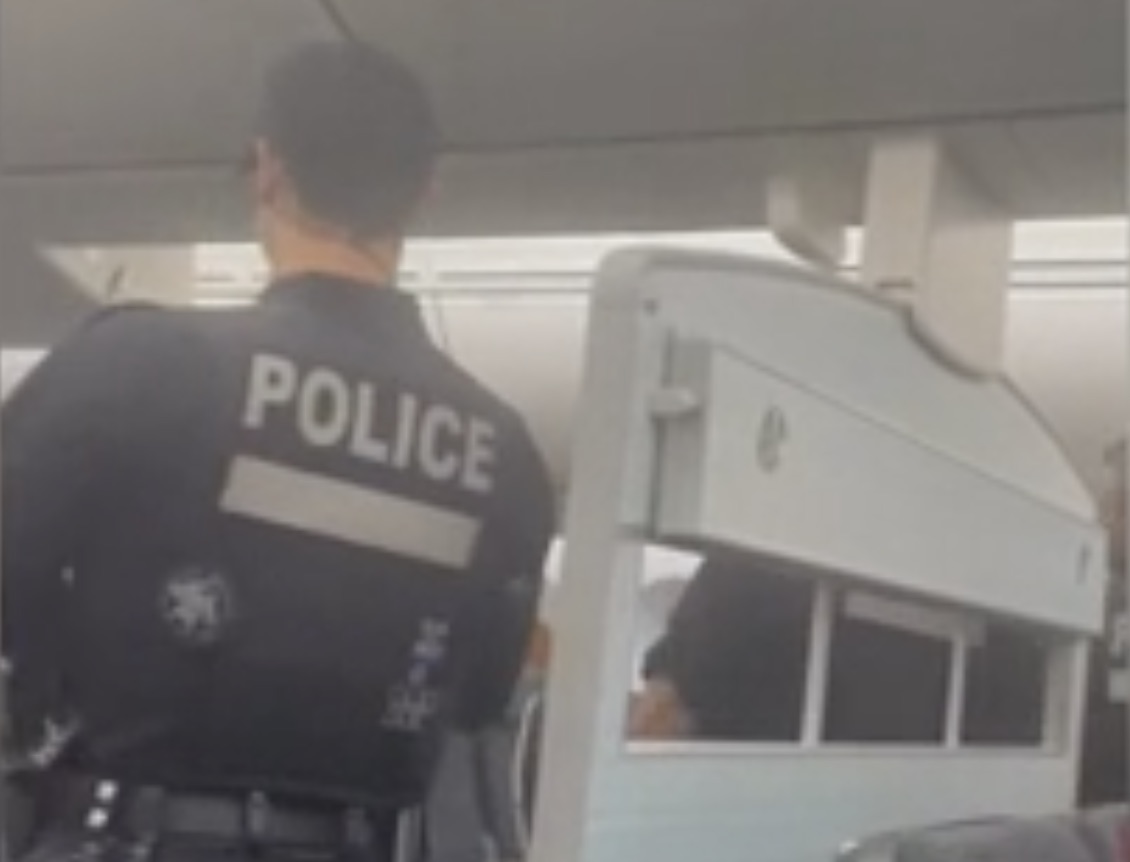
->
[51,780,396,854]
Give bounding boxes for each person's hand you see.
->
[628,678,693,739]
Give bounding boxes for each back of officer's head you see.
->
[254,41,438,244]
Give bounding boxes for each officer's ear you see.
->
[251,140,288,210]
[408,174,440,224]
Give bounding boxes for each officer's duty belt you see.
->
[57,780,391,849]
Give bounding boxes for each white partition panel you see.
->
[532,250,1105,862]
[656,339,1104,632]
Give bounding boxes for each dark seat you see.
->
[840,811,1129,862]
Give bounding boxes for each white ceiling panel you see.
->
[339,0,1124,145]
[1,0,334,169]
[1003,113,1129,213]
[6,112,1121,245]
[1,1,1122,239]
[941,114,1126,214]
[4,0,1123,168]
[1,166,250,244]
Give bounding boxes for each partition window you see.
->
[633,564,1057,752]
[962,624,1048,746]
[824,594,951,744]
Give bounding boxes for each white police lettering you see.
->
[245,354,297,429]
[350,383,390,462]
[242,353,497,494]
[464,417,497,494]
[419,405,462,483]
[390,393,419,469]
[298,368,351,447]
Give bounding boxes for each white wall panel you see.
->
[1007,290,1128,492]
[432,297,589,486]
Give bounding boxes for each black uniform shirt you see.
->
[2,275,555,805]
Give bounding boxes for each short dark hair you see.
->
[258,41,439,239]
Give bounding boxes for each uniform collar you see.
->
[262,273,429,340]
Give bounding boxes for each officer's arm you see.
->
[457,430,555,732]
[1,309,182,740]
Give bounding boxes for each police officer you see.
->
[2,40,554,862]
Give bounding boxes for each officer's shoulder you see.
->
[73,301,215,361]
[82,300,188,333]
[440,360,554,502]
[435,353,531,437]
[85,298,253,334]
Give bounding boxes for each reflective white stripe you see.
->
[220,456,481,569]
